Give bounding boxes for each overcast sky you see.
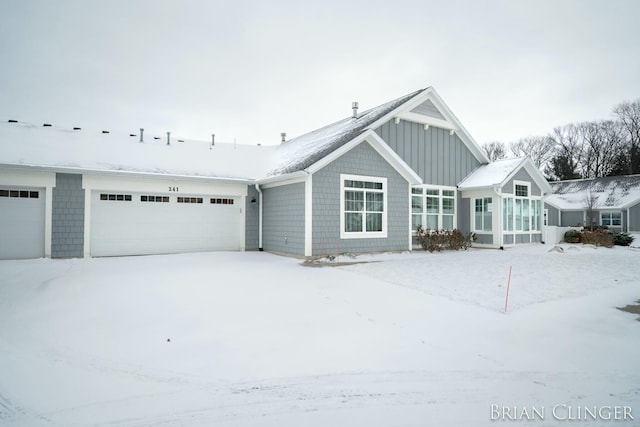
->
[1,0,639,147]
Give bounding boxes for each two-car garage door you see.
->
[90,191,241,257]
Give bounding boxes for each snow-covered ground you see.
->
[1,244,639,426]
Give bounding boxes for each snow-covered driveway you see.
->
[1,246,639,426]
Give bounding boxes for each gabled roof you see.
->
[458,157,553,194]
[267,87,490,177]
[0,120,273,181]
[545,175,640,210]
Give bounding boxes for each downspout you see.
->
[255,183,263,251]
[493,186,503,249]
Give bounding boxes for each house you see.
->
[544,175,640,232]
[0,87,552,260]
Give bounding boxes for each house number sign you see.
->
[168,187,179,192]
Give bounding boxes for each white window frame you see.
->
[340,174,387,239]
[514,180,530,198]
[410,185,457,232]
[511,181,542,233]
[601,211,622,228]
[474,197,493,232]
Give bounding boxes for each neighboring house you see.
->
[544,175,640,232]
[0,87,552,259]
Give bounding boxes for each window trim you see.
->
[600,211,622,227]
[340,174,387,239]
[513,180,531,197]
[473,197,493,233]
[411,184,457,232]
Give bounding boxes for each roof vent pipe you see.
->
[210,134,215,149]
[352,101,359,118]
[281,132,286,143]
[140,128,144,142]
[167,131,171,145]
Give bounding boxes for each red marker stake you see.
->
[504,265,513,313]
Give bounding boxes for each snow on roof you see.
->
[546,175,640,210]
[0,121,274,180]
[457,157,525,189]
[267,89,426,176]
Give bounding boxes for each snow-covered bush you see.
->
[611,231,634,246]
[564,229,581,243]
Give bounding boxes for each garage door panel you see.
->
[0,189,45,259]
[90,192,240,256]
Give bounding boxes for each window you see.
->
[0,189,39,198]
[411,186,456,231]
[141,195,169,202]
[210,198,234,205]
[177,197,203,204]
[100,193,132,201]
[341,175,386,238]
[515,184,529,197]
[474,197,492,231]
[601,212,622,227]
[503,198,514,231]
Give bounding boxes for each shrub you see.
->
[581,229,613,248]
[416,226,476,252]
[564,229,581,243]
[612,231,634,246]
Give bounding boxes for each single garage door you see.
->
[0,188,45,259]
[90,191,241,257]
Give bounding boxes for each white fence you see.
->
[544,226,582,245]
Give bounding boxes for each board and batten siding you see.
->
[262,182,305,255]
[503,168,542,196]
[52,173,85,258]
[375,119,481,186]
[312,141,409,255]
[629,203,640,232]
[545,204,560,226]
[561,211,584,227]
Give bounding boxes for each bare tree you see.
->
[578,120,625,178]
[509,136,554,169]
[583,180,600,231]
[482,141,507,161]
[613,99,640,174]
[546,124,583,180]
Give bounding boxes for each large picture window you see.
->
[341,175,387,238]
[411,186,456,231]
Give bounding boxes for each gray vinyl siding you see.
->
[245,184,260,250]
[630,204,640,231]
[52,173,85,258]
[375,119,481,186]
[410,99,446,120]
[545,204,560,226]
[503,234,514,245]
[458,197,470,235]
[532,234,541,243]
[312,141,409,255]
[262,182,305,255]
[503,168,542,196]
[475,234,493,245]
[561,211,584,227]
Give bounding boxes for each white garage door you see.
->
[0,188,45,259]
[90,191,241,257]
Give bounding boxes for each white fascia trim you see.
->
[259,172,308,189]
[395,111,456,131]
[306,132,371,174]
[257,171,308,187]
[304,174,313,257]
[365,132,423,185]
[500,158,553,195]
[0,163,255,184]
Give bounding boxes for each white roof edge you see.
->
[0,163,255,184]
[257,170,309,185]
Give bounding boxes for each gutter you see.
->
[255,183,263,251]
